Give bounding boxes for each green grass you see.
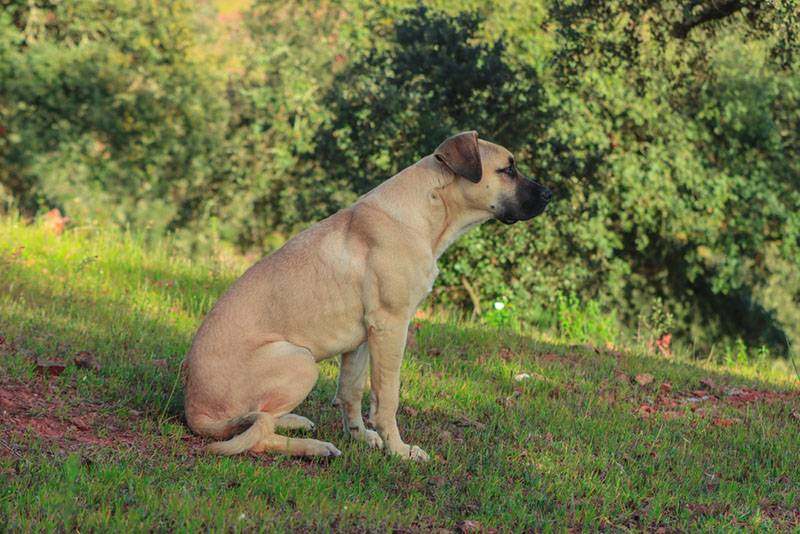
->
[1,217,799,532]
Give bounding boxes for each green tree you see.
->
[0,0,228,238]
[545,0,800,351]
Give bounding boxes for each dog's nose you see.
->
[540,188,552,203]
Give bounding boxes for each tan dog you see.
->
[184,131,551,461]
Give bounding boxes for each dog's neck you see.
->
[361,156,491,259]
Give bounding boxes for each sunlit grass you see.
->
[1,217,798,531]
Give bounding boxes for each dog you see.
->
[184,131,551,461]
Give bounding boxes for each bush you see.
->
[0,0,229,240]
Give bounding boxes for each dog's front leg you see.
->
[335,344,383,449]
[367,314,430,461]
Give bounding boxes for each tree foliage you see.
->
[1,0,798,354]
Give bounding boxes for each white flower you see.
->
[494,301,505,310]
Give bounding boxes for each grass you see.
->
[1,216,799,532]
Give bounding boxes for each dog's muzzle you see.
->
[496,182,552,224]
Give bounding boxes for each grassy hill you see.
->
[1,217,798,531]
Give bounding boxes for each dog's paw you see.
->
[275,414,316,431]
[346,427,384,449]
[389,443,430,462]
[407,445,430,461]
[361,429,384,449]
[307,440,342,457]
[320,441,342,457]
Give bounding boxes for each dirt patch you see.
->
[0,379,331,470]
[759,500,800,530]
[672,385,798,409]
[636,381,800,422]
[0,379,146,457]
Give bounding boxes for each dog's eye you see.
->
[499,166,515,177]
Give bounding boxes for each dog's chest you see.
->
[414,264,439,307]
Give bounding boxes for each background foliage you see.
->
[1,0,798,356]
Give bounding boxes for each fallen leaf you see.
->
[405,324,418,351]
[0,467,15,478]
[687,503,709,516]
[499,396,515,408]
[74,351,100,372]
[498,347,515,362]
[514,373,531,382]
[29,418,64,439]
[456,520,482,532]
[635,373,654,387]
[414,309,429,320]
[704,471,720,493]
[429,348,443,356]
[659,382,672,393]
[429,476,447,488]
[656,395,678,408]
[638,404,656,417]
[700,377,716,390]
[712,417,741,428]
[69,416,91,431]
[599,388,617,402]
[614,371,630,384]
[453,415,486,430]
[791,410,799,421]
[44,208,71,235]
[655,333,672,357]
[34,358,65,377]
[402,406,418,417]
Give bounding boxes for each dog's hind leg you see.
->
[205,341,340,457]
[335,343,383,448]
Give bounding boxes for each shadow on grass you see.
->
[1,259,796,443]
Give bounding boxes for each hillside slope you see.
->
[1,218,798,531]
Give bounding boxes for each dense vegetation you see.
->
[1,0,798,357]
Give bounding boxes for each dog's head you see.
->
[434,131,551,224]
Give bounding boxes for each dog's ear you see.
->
[434,131,482,183]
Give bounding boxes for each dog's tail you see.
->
[200,412,274,456]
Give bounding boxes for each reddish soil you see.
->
[0,378,328,471]
[0,380,144,457]
[0,378,222,461]
[637,380,800,422]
